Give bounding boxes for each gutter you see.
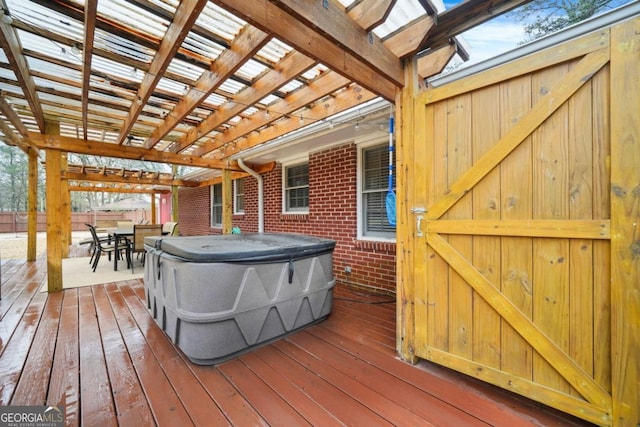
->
[237,158,264,233]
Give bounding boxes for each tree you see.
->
[0,145,45,211]
[512,0,630,42]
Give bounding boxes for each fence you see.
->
[0,211,152,234]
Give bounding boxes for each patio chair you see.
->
[162,221,178,236]
[126,224,162,273]
[87,224,130,272]
[85,223,110,266]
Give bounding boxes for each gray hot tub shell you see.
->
[143,233,336,365]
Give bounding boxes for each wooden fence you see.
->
[0,211,152,234]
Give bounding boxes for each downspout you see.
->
[237,159,264,232]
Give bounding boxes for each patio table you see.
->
[108,228,133,271]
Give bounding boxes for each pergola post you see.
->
[150,193,157,225]
[396,55,419,364]
[45,149,63,292]
[27,148,38,261]
[61,152,71,258]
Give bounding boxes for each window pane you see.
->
[212,206,222,225]
[364,191,395,233]
[235,178,244,213]
[284,163,309,211]
[211,183,222,226]
[362,144,395,237]
[212,185,222,204]
[287,164,309,187]
[287,187,308,210]
[364,145,394,191]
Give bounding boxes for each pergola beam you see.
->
[211,0,400,101]
[63,171,194,187]
[28,132,243,171]
[418,0,533,51]
[194,71,351,157]
[68,185,169,194]
[144,26,270,149]
[0,91,31,138]
[176,51,316,153]
[218,84,378,159]
[116,0,209,145]
[0,115,31,153]
[81,0,97,140]
[0,7,46,132]
[347,0,395,32]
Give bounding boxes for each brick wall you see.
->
[178,142,396,293]
[177,186,212,236]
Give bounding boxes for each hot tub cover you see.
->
[145,233,336,263]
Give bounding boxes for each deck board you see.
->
[119,280,229,426]
[92,284,154,426]
[10,291,63,406]
[0,257,591,426]
[78,286,117,426]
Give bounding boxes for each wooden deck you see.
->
[0,256,590,426]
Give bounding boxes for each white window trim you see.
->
[357,138,396,242]
[233,178,244,215]
[281,159,309,214]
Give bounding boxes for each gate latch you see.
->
[410,207,426,237]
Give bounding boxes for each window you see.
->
[284,163,309,213]
[234,178,245,214]
[210,183,222,227]
[361,143,395,238]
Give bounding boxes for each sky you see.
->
[442,0,635,69]
[442,0,527,67]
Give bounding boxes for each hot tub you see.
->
[143,233,336,365]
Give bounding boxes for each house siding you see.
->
[178,142,396,293]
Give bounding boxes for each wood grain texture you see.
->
[0,258,585,427]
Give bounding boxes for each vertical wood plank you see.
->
[567,80,595,396]
[47,289,80,426]
[0,291,47,405]
[591,62,612,395]
[10,292,63,405]
[150,193,157,225]
[447,94,473,359]
[531,63,571,393]
[45,148,63,293]
[104,283,193,426]
[78,287,117,426]
[609,18,639,427]
[61,152,70,259]
[412,89,428,355]
[500,74,534,379]
[27,149,38,261]
[471,85,502,368]
[428,101,450,350]
[397,57,417,362]
[92,285,154,426]
[172,164,179,224]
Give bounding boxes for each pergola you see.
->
[0,0,532,291]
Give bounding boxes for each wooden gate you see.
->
[396,18,639,426]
